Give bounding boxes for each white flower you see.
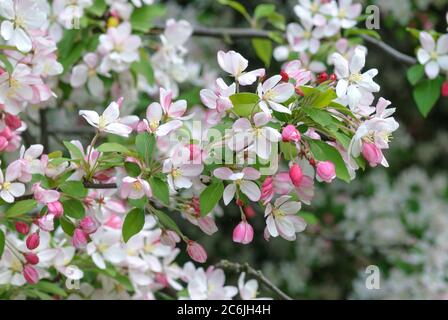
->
[98,22,142,73]
[87,227,126,270]
[213,167,261,205]
[228,114,282,160]
[0,163,25,203]
[217,50,265,85]
[331,47,380,110]
[0,0,47,52]
[264,195,306,241]
[238,272,271,300]
[320,0,362,36]
[163,147,204,190]
[417,32,448,79]
[70,53,105,99]
[183,264,238,300]
[79,101,133,137]
[286,19,324,54]
[294,0,327,27]
[257,75,295,115]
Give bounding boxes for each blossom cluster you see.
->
[0,0,400,300]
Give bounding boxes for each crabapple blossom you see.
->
[217,50,265,86]
[70,53,105,99]
[214,167,261,205]
[79,100,133,137]
[232,220,254,244]
[316,161,336,183]
[0,163,25,203]
[257,75,295,115]
[119,176,152,199]
[282,125,301,142]
[417,32,448,79]
[286,19,324,54]
[320,0,362,35]
[186,241,207,263]
[264,195,307,241]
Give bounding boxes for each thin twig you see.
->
[216,260,293,300]
[360,34,417,65]
[150,24,416,65]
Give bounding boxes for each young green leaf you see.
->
[124,161,142,177]
[152,209,182,235]
[62,199,85,219]
[97,142,130,154]
[199,181,224,216]
[122,208,145,242]
[0,230,5,259]
[130,4,166,32]
[407,64,425,86]
[252,39,272,67]
[135,132,155,165]
[60,217,75,236]
[5,200,38,218]
[63,141,84,159]
[60,181,87,198]
[413,77,443,117]
[230,93,260,117]
[149,177,170,205]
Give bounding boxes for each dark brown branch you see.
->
[360,34,417,65]
[216,260,293,300]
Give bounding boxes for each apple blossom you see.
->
[214,167,261,205]
[316,161,336,183]
[417,32,448,79]
[289,163,304,187]
[232,220,254,244]
[282,125,301,142]
[257,75,295,115]
[217,50,265,86]
[0,163,25,203]
[264,195,306,241]
[119,176,152,199]
[79,100,133,137]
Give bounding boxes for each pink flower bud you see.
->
[5,114,22,130]
[244,205,256,218]
[289,163,303,187]
[79,216,99,234]
[232,221,254,244]
[23,253,39,265]
[362,142,383,167]
[0,136,8,151]
[187,241,207,263]
[160,230,181,248]
[15,222,30,235]
[282,125,301,142]
[23,265,39,284]
[442,81,448,97]
[316,161,336,183]
[260,176,274,205]
[47,201,64,217]
[26,232,40,250]
[72,229,89,249]
[105,214,123,229]
[32,183,60,205]
[38,214,55,232]
[0,126,12,140]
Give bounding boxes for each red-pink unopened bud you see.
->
[289,164,303,187]
[72,229,89,249]
[23,265,39,284]
[26,232,40,250]
[316,161,336,183]
[244,205,256,218]
[15,221,30,235]
[23,252,40,265]
[362,142,383,167]
[47,201,64,217]
[79,216,99,234]
[282,125,301,142]
[5,114,22,130]
[187,241,207,263]
[0,126,12,140]
[232,221,254,245]
[160,230,181,248]
[0,136,8,151]
[442,81,448,97]
[260,176,274,204]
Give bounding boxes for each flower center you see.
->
[1,182,11,191]
[272,208,285,218]
[338,9,346,19]
[430,51,438,60]
[98,115,107,130]
[349,73,363,83]
[133,181,142,191]
[14,16,26,29]
[171,168,182,178]
[149,120,159,131]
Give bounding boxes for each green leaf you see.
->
[307,139,350,183]
[60,217,75,236]
[124,161,141,177]
[60,181,87,198]
[149,177,170,205]
[280,141,298,161]
[62,199,85,219]
[301,106,334,127]
[122,208,145,242]
[300,211,319,225]
[135,132,155,165]
[407,64,425,86]
[218,0,251,22]
[0,230,4,259]
[254,4,275,20]
[300,86,337,108]
[35,281,68,298]
[413,77,443,117]
[97,142,130,153]
[86,0,107,17]
[199,182,224,216]
[63,141,84,159]
[230,93,260,117]
[130,4,166,32]
[252,39,272,67]
[5,200,37,218]
[152,209,182,235]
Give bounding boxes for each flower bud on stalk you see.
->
[289,163,304,187]
[186,241,207,263]
[47,201,64,217]
[442,81,448,97]
[23,265,39,284]
[232,220,254,244]
[316,161,336,183]
[26,232,40,250]
[23,252,39,265]
[15,222,30,235]
[362,142,383,167]
[282,125,301,142]
[72,229,89,249]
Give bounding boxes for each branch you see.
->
[15,182,117,201]
[360,34,417,65]
[150,24,416,65]
[216,260,293,300]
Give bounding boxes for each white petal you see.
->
[240,181,261,202]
